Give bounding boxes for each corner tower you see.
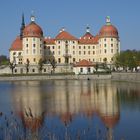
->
[99,16,120,64]
[22,14,44,64]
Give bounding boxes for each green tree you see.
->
[114,50,140,71]
[38,58,44,73]
[25,59,30,74]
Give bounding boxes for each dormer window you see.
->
[13,52,16,55]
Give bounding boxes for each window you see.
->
[26,44,28,47]
[88,51,90,55]
[104,44,107,47]
[73,51,75,55]
[26,49,28,54]
[79,51,81,55]
[53,51,55,55]
[58,58,61,63]
[93,46,95,49]
[104,49,107,53]
[73,46,75,49]
[40,44,42,48]
[93,51,95,54]
[111,38,113,41]
[93,59,95,62]
[84,51,86,55]
[26,38,28,41]
[52,46,55,49]
[58,41,60,44]
[58,51,61,55]
[111,44,113,47]
[73,58,75,62]
[73,41,75,44]
[79,46,81,49]
[88,46,90,49]
[33,44,36,47]
[104,38,106,41]
[88,68,90,73]
[33,38,35,41]
[33,49,36,54]
[15,69,17,73]
[58,46,60,49]
[84,46,86,49]
[32,69,35,72]
[18,52,21,55]
[111,49,113,53]
[13,52,16,55]
[44,69,46,72]
[40,50,42,54]
[80,68,83,73]
[33,58,36,62]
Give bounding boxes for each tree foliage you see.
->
[38,58,44,73]
[114,50,140,71]
[0,55,9,65]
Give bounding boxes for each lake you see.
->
[0,80,140,140]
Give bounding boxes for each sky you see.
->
[0,0,140,56]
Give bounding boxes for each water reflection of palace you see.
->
[11,81,45,132]
[11,80,120,139]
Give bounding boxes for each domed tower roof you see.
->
[23,15,43,38]
[99,16,119,38]
[101,114,120,128]
[10,36,22,51]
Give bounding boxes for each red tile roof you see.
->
[10,36,22,51]
[55,31,78,40]
[101,114,120,128]
[74,59,94,67]
[44,38,55,44]
[79,33,99,44]
[23,22,43,38]
[99,24,118,38]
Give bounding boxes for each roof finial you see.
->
[106,16,111,25]
[59,27,65,33]
[86,24,90,33]
[31,10,35,22]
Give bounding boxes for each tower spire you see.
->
[20,13,25,39]
[31,11,35,22]
[86,25,90,33]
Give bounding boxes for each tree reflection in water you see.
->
[0,80,140,140]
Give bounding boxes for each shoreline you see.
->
[0,73,140,83]
[0,74,111,81]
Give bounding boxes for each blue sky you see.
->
[0,0,140,56]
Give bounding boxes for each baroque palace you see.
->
[9,14,120,74]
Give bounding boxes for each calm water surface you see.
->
[0,80,140,140]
